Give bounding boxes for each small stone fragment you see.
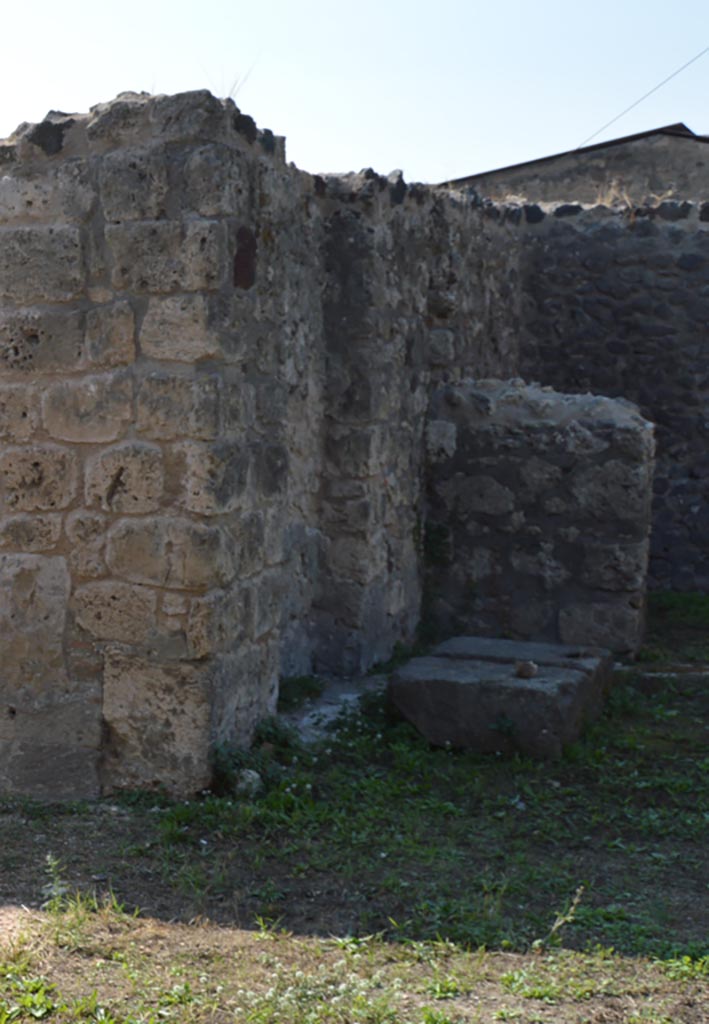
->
[515,660,538,678]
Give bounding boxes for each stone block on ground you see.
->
[388,636,612,758]
[101,650,213,796]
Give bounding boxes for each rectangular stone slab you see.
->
[432,636,613,676]
[389,642,611,758]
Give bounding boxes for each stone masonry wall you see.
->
[425,380,655,652]
[0,91,520,799]
[315,177,519,672]
[511,201,709,591]
[6,89,701,801]
[450,133,709,205]
[0,91,325,799]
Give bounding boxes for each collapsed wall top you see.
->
[2,90,285,163]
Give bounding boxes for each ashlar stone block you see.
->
[65,511,108,578]
[0,309,83,375]
[187,585,253,659]
[0,162,95,224]
[0,514,62,552]
[102,649,212,795]
[99,148,169,222]
[181,144,245,217]
[106,221,180,293]
[164,519,238,589]
[106,220,225,293]
[173,440,249,515]
[183,221,228,292]
[85,302,136,367]
[326,535,387,586]
[85,93,152,150]
[0,554,70,693]
[148,90,228,143]
[0,226,84,302]
[42,373,133,442]
[85,443,164,513]
[238,511,265,577]
[0,385,38,441]
[140,294,220,362]
[209,643,278,749]
[72,580,158,644]
[253,571,284,640]
[571,461,653,525]
[106,516,236,589]
[105,517,167,586]
[252,442,288,497]
[580,541,649,591]
[0,692,101,801]
[0,446,77,511]
[136,372,220,440]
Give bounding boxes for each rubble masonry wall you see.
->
[511,200,709,591]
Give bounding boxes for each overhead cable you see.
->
[577,44,709,148]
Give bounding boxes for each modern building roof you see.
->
[440,123,709,189]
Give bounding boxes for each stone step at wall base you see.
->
[388,637,612,759]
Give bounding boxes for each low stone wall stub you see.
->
[424,379,655,652]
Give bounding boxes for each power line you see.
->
[577,44,709,148]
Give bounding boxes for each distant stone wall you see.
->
[513,201,709,591]
[0,91,520,799]
[425,380,655,652]
[450,133,709,204]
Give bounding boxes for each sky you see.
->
[0,1,707,184]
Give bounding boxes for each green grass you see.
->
[143,659,708,958]
[0,591,708,1021]
[637,590,709,662]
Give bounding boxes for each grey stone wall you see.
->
[315,175,519,672]
[0,91,520,799]
[513,201,709,590]
[425,380,655,652]
[449,132,709,204]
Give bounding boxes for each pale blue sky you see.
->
[1,1,707,183]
